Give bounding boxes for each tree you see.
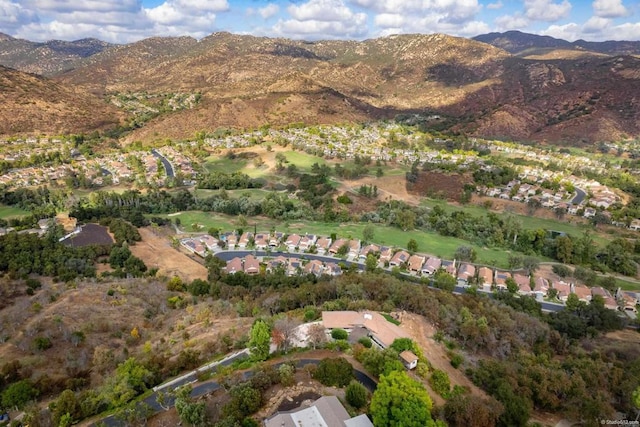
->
[370,370,436,427]
[307,323,327,349]
[273,316,301,353]
[407,238,418,253]
[429,369,451,398]
[346,381,368,409]
[434,270,456,292]
[1,380,38,410]
[248,320,271,362]
[444,394,503,427]
[507,254,523,271]
[313,358,354,387]
[331,328,348,340]
[522,256,539,275]
[363,224,375,242]
[52,389,81,426]
[175,385,206,426]
[365,253,378,272]
[454,246,476,262]
[396,209,416,231]
[505,277,518,294]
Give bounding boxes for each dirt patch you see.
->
[399,312,488,404]
[276,391,322,412]
[407,172,471,202]
[61,223,114,247]
[130,227,208,282]
[604,329,640,344]
[342,175,421,206]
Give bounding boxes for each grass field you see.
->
[193,188,275,201]
[155,211,529,268]
[615,277,640,292]
[204,156,248,174]
[0,205,29,219]
[282,151,327,170]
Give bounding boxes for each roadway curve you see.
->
[571,187,586,205]
[151,149,175,178]
[92,354,375,426]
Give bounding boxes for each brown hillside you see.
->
[0,65,123,136]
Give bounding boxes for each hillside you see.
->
[473,30,640,56]
[1,32,640,144]
[0,65,123,135]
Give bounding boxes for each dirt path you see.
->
[400,312,488,405]
[130,227,208,282]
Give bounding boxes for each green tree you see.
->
[365,253,378,272]
[363,224,375,242]
[407,238,418,253]
[331,328,348,340]
[1,380,38,410]
[454,245,477,262]
[248,320,271,362]
[175,385,206,426]
[505,277,518,294]
[345,380,368,409]
[313,358,354,387]
[52,389,81,426]
[522,256,539,275]
[370,370,436,427]
[434,270,456,292]
[430,369,451,398]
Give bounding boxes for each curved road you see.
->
[93,355,375,427]
[571,187,586,205]
[151,149,175,178]
[213,250,565,313]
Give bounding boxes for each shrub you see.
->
[337,194,352,204]
[450,353,464,369]
[430,369,451,398]
[331,328,348,340]
[33,336,52,351]
[313,357,354,387]
[358,337,373,348]
[552,264,572,278]
[345,381,368,409]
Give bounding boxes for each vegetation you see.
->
[312,358,353,387]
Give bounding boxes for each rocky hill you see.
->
[0,65,122,136]
[1,31,639,144]
[0,33,114,76]
[474,30,640,56]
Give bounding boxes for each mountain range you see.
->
[1,30,639,145]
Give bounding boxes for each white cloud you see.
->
[592,0,627,18]
[583,16,610,33]
[258,3,279,20]
[25,0,141,13]
[525,0,572,22]
[495,14,530,31]
[0,0,38,32]
[541,19,640,41]
[273,0,367,39]
[487,1,503,10]
[374,13,405,28]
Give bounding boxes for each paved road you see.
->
[214,251,565,313]
[92,355,375,426]
[571,187,586,205]
[151,149,175,178]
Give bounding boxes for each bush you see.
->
[450,353,464,369]
[552,264,572,278]
[331,328,348,340]
[33,336,52,351]
[429,369,451,398]
[337,194,352,204]
[358,337,373,348]
[313,358,354,387]
[345,381,368,409]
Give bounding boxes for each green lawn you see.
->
[193,188,283,201]
[615,277,640,292]
[0,205,29,219]
[282,151,327,170]
[155,211,525,268]
[204,156,248,174]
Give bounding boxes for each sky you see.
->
[1,0,639,44]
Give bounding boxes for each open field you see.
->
[281,151,327,170]
[0,204,29,219]
[129,226,208,282]
[156,211,522,268]
[193,188,275,201]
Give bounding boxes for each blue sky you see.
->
[1,0,638,43]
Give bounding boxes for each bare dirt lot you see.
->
[130,227,208,282]
[407,171,471,202]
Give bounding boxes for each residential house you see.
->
[477,267,493,291]
[226,257,243,274]
[408,254,426,273]
[378,247,394,264]
[325,263,342,276]
[264,396,374,427]
[321,311,410,349]
[442,259,457,276]
[199,235,219,251]
[572,284,592,302]
[348,240,361,258]
[238,232,253,249]
[316,237,332,255]
[299,234,317,251]
[389,250,410,267]
[266,256,288,273]
[304,260,325,276]
[591,286,612,299]
[531,277,549,301]
[285,234,301,252]
[225,233,238,249]
[513,273,531,295]
[359,244,381,260]
[287,258,302,276]
[254,233,269,250]
[400,350,419,370]
[552,281,571,302]
[422,257,441,276]
[269,232,284,247]
[583,207,596,218]
[243,255,260,275]
[456,263,476,287]
[629,219,640,231]
[329,238,349,255]
[494,270,511,291]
